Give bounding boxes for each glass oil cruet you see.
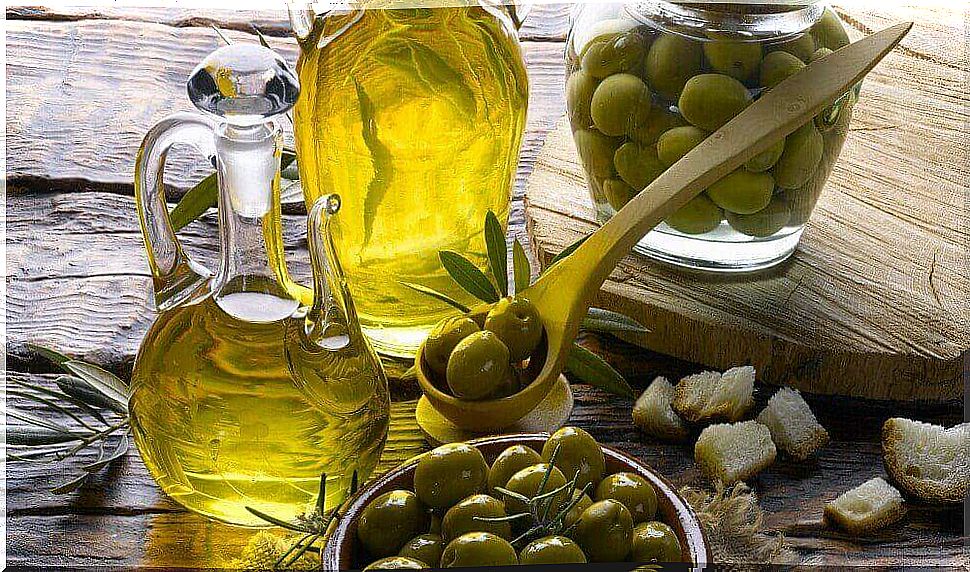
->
[130,43,390,527]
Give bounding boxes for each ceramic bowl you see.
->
[323,433,711,569]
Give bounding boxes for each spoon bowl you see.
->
[417,23,912,431]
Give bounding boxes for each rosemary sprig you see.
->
[8,344,131,494]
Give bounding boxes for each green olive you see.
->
[726,194,792,238]
[706,169,775,215]
[574,129,619,179]
[665,194,723,235]
[571,499,634,562]
[603,178,637,211]
[413,443,489,510]
[629,108,688,146]
[594,472,658,524]
[773,32,816,62]
[363,556,429,570]
[590,73,653,137]
[810,46,834,62]
[488,445,543,492]
[446,331,511,401]
[542,426,606,490]
[582,30,648,79]
[442,494,511,542]
[745,138,786,173]
[759,50,805,89]
[646,33,704,101]
[440,532,518,567]
[483,296,542,362]
[703,40,763,82]
[812,7,850,51]
[566,69,597,129]
[503,463,568,516]
[656,126,708,167]
[614,142,666,191]
[563,489,594,529]
[423,317,479,379]
[519,535,588,565]
[358,490,431,558]
[772,122,823,189]
[398,534,443,568]
[631,521,682,563]
[781,186,821,226]
[678,73,752,132]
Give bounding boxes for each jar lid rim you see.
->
[626,1,826,41]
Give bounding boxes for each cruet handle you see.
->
[134,113,217,310]
[305,194,356,350]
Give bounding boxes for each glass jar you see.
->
[565,1,857,272]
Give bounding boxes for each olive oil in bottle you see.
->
[293,6,529,356]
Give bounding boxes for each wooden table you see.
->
[5,4,967,568]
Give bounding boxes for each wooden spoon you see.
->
[418,23,912,431]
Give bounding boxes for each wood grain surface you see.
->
[4,4,966,570]
[524,5,968,402]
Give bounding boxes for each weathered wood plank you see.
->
[524,5,970,402]
[6,3,572,42]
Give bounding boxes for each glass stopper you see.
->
[187,44,300,125]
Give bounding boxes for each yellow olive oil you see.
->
[129,295,389,527]
[293,6,529,356]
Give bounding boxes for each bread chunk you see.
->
[882,418,969,504]
[673,366,754,423]
[824,477,906,534]
[756,387,829,460]
[695,421,776,484]
[632,377,689,441]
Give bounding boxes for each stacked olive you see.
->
[567,8,854,238]
[422,296,544,401]
[359,428,684,569]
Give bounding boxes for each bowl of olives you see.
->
[416,296,561,432]
[323,429,710,569]
[566,2,857,271]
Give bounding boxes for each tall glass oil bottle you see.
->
[289,2,531,356]
[130,44,389,527]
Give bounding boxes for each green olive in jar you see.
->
[703,40,763,82]
[595,472,658,524]
[812,7,850,51]
[358,490,431,558]
[424,316,479,379]
[810,47,834,62]
[363,556,429,570]
[542,426,606,490]
[773,32,816,63]
[442,494,511,542]
[678,74,752,132]
[603,178,637,211]
[646,33,704,101]
[629,108,688,146]
[563,489,594,529]
[772,122,823,190]
[519,536,588,565]
[745,138,786,173]
[503,463,568,516]
[484,296,542,362]
[782,185,822,226]
[590,73,653,137]
[572,499,634,562]
[614,142,666,191]
[488,445,543,492]
[665,194,723,235]
[446,331,511,401]
[582,30,648,79]
[398,534,443,568]
[656,126,709,167]
[413,443,489,510]
[574,129,619,179]
[759,50,805,89]
[440,532,518,567]
[706,169,775,215]
[726,194,792,238]
[631,521,682,563]
[566,69,597,129]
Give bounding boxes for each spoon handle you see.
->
[548,22,912,321]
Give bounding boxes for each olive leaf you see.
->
[26,342,72,366]
[353,78,394,246]
[439,251,500,304]
[550,234,590,266]
[484,210,509,297]
[582,308,650,336]
[399,282,471,313]
[512,239,531,294]
[63,361,130,415]
[565,345,635,399]
[373,40,476,117]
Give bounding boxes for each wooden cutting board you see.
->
[524,7,968,402]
